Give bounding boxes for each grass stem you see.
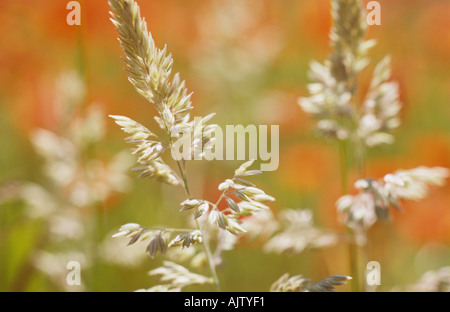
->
[339,140,361,292]
[175,159,221,292]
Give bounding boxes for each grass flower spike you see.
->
[109,0,216,186]
[337,166,449,242]
[108,0,275,291]
[270,273,351,292]
[299,0,401,148]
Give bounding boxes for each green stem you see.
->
[174,159,221,291]
[339,140,349,195]
[195,219,221,291]
[354,137,366,179]
[339,140,360,292]
[348,229,361,292]
[175,160,190,198]
[355,137,367,292]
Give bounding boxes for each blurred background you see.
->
[0,0,449,291]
